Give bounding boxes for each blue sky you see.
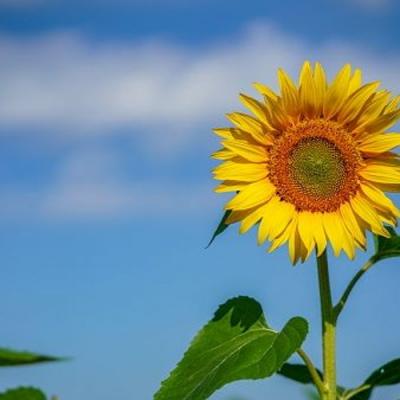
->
[1,0,400,399]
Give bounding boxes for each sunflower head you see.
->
[212,62,400,264]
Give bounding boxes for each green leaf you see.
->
[278,363,322,384]
[348,358,400,400]
[0,387,46,400]
[371,226,400,263]
[206,210,231,248]
[0,348,63,367]
[155,296,308,400]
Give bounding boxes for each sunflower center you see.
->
[269,119,362,212]
[290,138,345,198]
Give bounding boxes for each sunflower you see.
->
[212,62,400,264]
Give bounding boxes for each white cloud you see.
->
[2,22,400,220]
[1,23,400,151]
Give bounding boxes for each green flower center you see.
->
[289,137,346,198]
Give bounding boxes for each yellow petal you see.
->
[222,140,268,162]
[362,109,400,134]
[252,82,278,102]
[213,127,235,139]
[349,90,391,132]
[225,179,275,210]
[310,212,327,256]
[226,209,252,225]
[322,212,345,257]
[268,217,296,253]
[348,68,362,94]
[384,95,400,113]
[240,203,269,234]
[338,214,356,260]
[268,200,296,239]
[359,133,400,154]
[239,93,271,126]
[360,182,400,217]
[257,197,294,243]
[323,64,352,118]
[278,68,298,116]
[213,161,268,182]
[211,148,236,160]
[337,81,380,124]
[339,202,366,248]
[350,193,389,237]
[359,161,400,184]
[225,112,274,145]
[299,61,318,118]
[297,211,315,255]
[214,180,247,193]
[314,62,327,113]
[288,217,303,264]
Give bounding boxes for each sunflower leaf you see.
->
[0,387,46,400]
[371,227,400,263]
[0,348,63,367]
[347,358,400,400]
[206,209,231,248]
[154,296,308,400]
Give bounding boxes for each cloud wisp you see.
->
[2,21,400,220]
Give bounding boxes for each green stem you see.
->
[333,259,375,322]
[297,348,325,396]
[317,250,336,400]
[342,384,371,400]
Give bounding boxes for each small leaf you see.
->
[278,363,322,384]
[371,227,400,263]
[206,210,231,248]
[0,348,63,367]
[348,358,400,400]
[155,296,308,400]
[0,387,46,400]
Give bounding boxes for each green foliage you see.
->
[155,296,308,400]
[206,210,231,247]
[278,363,322,384]
[0,348,62,367]
[0,387,46,400]
[348,358,400,400]
[371,226,400,263]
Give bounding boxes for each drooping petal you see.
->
[360,182,400,217]
[339,202,366,248]
[350,193,389,237]
[240,203,269,234]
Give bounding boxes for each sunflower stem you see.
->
[333,258,375,322]
[316,250,336,400]
[296,349,325,396]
